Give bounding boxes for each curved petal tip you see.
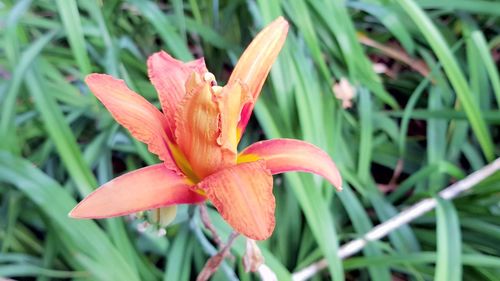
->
[230,17,289,140]
[239,139,343,190]
[69,164,204,219]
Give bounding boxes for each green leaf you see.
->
[0,151,141,281]
[398,0,495,161]
[435,198,462,281]
[55,0,92,75]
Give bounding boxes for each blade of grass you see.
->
[337,186,392,281]
[0,151,141,281]
[55,0,92,75]
[348,1,415,53]
[427,87,447,192]
[388,109,500,123]
[25,63,96,196]
[24,59,151,279]
[36,232,57,281]
[0,265,87,279]
[164,226,194,281]
[0,30,57,152]
[129,0,193,60]
[287,0,330,80]
[342,252,500,269]
[417,0,500,16]
[434,198,462,281]
[463,19,500,107]
[397,0,495,161]
[2,0,31,64]
[357,88,373,181]
[309,0,399,109]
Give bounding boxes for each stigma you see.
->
[203,72,222,94]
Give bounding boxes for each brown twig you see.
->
[243,239,264,272]
[196,232,239,281]
[199,204,222,247]
[358,33,431,79]
[378,158,404,193]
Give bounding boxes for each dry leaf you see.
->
[243,238,264,272]
[333,78,356,109]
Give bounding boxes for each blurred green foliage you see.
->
[1,0,500,280]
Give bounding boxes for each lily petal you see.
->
[238,139,342,190]
[86,74,178,171]
[198,161,275,240]
[175,73,236,179]
[228,17,289,139]
[215,81,251,153]
[69,164,204,219]
[148,51,207,136]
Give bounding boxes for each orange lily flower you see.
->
[70,17,342,240]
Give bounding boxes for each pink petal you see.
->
[238,139,342,190]
[197,161,275,240]
[85,74,179,171]
[69,164,205,219]
[148,51,207,136]
[227,17,289,140]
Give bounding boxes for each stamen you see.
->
[203,72,217,86]
[203,72,222,95]
[211,85,223,95]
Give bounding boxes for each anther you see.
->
[203,72,217,86]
